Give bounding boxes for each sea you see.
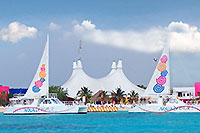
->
[0,111,199,132]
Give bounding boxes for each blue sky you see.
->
[0,0,200,88]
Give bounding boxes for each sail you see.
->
[23,35,49,99]
[144,43,170,96]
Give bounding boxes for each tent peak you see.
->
[111,60,117,69]
[73,61,77,69]
[77,59,83,69]
[117,59,122,69]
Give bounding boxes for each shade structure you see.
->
[62,59,145,98]
[99,60,144,94]
[99,60,145,95]
[62,60,104,98]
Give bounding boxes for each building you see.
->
[9,87,28,97]
[172,82,200,103]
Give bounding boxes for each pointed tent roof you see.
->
[99,60,145,95]
[62,59,104,98]
[62,59,145,98]
[103,60,117,78]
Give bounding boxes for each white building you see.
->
[172,87,195,100]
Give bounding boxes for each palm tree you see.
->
[112,87,126,104]
[128,90,139,103]
[98,90,109,102]
[77,86,93,103]
[49,86,68,101]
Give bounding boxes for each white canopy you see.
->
[99,60,145,95]
[62,60,104,98]
[62,59,145,98]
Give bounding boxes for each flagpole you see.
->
[78,40,82,60]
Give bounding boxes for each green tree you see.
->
[98,90,109,102]
[112,87,126,103]
[0,91,8,106]
[128,90,139,103]
[77,86,93,103]
[49,86,68,101]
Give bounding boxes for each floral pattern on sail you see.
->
[153,55,168,93]
[32,64,46,93]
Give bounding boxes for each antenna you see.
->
[78,40,82,60]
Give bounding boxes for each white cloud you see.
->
[49,22,61,31]
[73,20,200,53]
[74,20,96,33]
[168,21,200,53]
[0,22,37,43]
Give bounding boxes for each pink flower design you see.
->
[41,67,45,71]
[156,76,167,85]
[160,55,168,63]
[35,80,43,88]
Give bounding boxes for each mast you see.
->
[46,34,49,98]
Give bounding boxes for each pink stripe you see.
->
[13,106,75,113]
[138,106,200,113]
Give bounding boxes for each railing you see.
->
[62,101,84,106]
[9,99,34,106]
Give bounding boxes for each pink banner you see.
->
[0,86,9,101]
[195,82,200,97]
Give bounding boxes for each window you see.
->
[51,99,58,104]
[55,98,62,104]
[178,92,182,97]
[43,100,52,104]
[39,98,44,104]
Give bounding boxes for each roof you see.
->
[62,59,145,98]
[9,88,28,94]
[173,87,195,92]
[99,60,144,95]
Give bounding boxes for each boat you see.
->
[4,98,80,115]
[4,35,87,115]
[129,42,200,113]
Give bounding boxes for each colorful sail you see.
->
[23,35,49,99]
[145,43,170,96]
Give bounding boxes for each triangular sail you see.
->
[23,35,49,99]
[144,43,170,96]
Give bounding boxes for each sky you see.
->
[0,0,200,88]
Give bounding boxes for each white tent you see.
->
[62,59,145,98]
[62,60,103,98]
[99,60,145,95]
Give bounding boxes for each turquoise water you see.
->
[0,112,200,132]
